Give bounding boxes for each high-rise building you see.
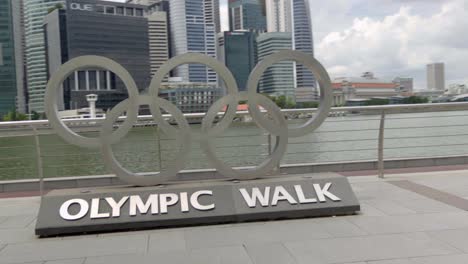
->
[265,0,316,100]
[44,0,151,110]
[0,0,18,116]
[218,31,257,91]
[11,0,27,114]
[147,11,169,78]
[265,0,292,32]
[427,63,445,91]
[229,0,267,32]
[23,0,65,113]
[257,32,294,98]
[292,0,315,93]
[169,0,218,83]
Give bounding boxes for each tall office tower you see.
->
[147,11,169,78]
[265,0,292,32]
[23,0,64,113]
[0,0,17,116]
[218,31,257,91]
[265,0,316,100]
[44,0,151,110]
[11,0,27,114]
[257,32,295,98]
[292,0,315,96]
[229,0,267,32]
[210,0,221,33]
[427,63,445,91]
[169,0,218,83]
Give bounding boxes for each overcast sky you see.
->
[113,0,468,90]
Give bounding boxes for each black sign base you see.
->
[35,173,360,237]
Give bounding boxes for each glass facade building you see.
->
[0,0,17,115]
[169,0,218,83]
[292,0,316,93]
[218,31,257,91]
[44,0,151,110]
[229,0,266,32]
[24,0,65,113]
[257,32,294,98]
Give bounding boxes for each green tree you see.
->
[366,98,389,106]
[297,101,319,108]
[403,96,429,104]
[2,110,28,121]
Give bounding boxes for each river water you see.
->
[1,110,468,180]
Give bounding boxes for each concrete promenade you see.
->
[2,170,468,264]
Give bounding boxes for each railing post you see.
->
[378,111,386,179]
[31,125,45,198]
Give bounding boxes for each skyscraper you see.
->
[169,0,218,83]
[147,11,170,78]
[44,0,151,110]
[0,0,17,115]
[257,32,294,98]
[427,63,445,91]
[229,0,267,32]
[264,0,316,100]
[23,0,64,113]
[218,31,257,91]
[11,0,27,114]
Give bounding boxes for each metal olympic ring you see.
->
[246,50,333,138]
[45,56,139,149]
[44,51,332,186]
[200,92,288,180]
[100,95,191,186]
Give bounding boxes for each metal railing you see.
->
[1,101,468,183]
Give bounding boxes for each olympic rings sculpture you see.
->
[45,50,333,186]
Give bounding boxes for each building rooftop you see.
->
[2,169,468,263]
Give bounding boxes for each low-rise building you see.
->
[333,72,399,100]
[159,79,223,113]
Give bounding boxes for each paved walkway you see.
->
[2,170,468,264]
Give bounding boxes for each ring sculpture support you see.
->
[36,51,360,237]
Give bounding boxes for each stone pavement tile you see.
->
[184,219,331,250]
[0,234,147,264]
[0,228,38,244]
[428,228,468,253]
[358,203,386,216]
[84,249,245,264]
[0,215,35,229]
[395,198,461,214]
[367,260,413,264]
[44,259,85,264]
[191,245,253,264]
[0,198,40,217]
[244,243,297,264]
[148,230,186,253]
[410,254,468,264]
[351,182,424,202]
[310,217,368,237]
[363,200,416,215]
[284,232,459,264]
[348,212,468,235]
[83,253,190,264]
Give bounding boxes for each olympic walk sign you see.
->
[35,51,360,236]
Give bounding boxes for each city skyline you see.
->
[114,0,468,91]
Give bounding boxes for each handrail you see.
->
[1,101,468,128]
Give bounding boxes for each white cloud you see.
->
[315,0,468,89]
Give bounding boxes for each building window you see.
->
[135,8,143,17]
[116,7,124,15]
[126,7,134,16]
[105,6,115,14]
[96,5,104,13]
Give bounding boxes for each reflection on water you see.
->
[1,111,468,180]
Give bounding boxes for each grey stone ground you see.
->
[2,170,468,264]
